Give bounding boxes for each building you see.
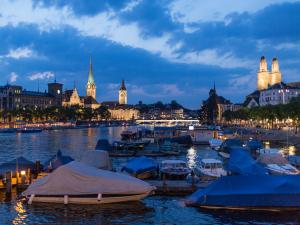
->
[119,80,127,105]
[259,82,300,106]
[0,83,63,110]
[257,56,282,90]
[62,57,100,109]
[108,105,139,120]
[243,90,260,108]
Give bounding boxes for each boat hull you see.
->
[26,192,150,205]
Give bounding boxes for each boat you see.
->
[122,157,158,179]
[287,155,300,169]
[246,139,263,151]
[95,139,113,151]
[22,161,156,205]
[160,160,191,180]
[44,150,74,172]
[227,147,268,175]
[80,150,112,170]
[218,138,243,159]
[194,159,227,179]
[17,128,43,133]
[208,139,223,150]
[185,175,300,210]
[257,154,300,175]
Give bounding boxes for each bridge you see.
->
[136,119,199,126]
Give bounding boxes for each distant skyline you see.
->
[1,0,300,109]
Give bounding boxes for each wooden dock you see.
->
[147,180,212,196]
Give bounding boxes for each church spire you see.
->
[120,79,126,90]
[88,56,95,85]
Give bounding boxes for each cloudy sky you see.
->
[1,0,300,108]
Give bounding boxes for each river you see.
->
[0,126,299,225]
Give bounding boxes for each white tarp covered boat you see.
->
[194,159,227,179]
[22,161,155,204]
[79,150,112,170]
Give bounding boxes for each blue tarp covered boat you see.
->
[44,150,74,171]
[122,157,157,179]
[246,139,263,151]
[227,147,268,175]
[185,175,300,210]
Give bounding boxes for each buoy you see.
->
[97,193,102,201]
[64,195,68,205]
[28,194,35,205]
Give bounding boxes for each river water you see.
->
[0,126,300,225]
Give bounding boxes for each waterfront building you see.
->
[48,80,63,106]
[257,56,282,90]
[0,84,60,110]
[244,90,260,108]
[62,88,83,107]
[108,105,139,120]
[119,80,127,105]
[259,82,300,106]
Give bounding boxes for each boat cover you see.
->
[22,161,155,196]
[246,139,263,151]
[44,150,74,171]
[186,175,300,207]
[227,147,267,175]
[122,157,157,174]
[288,155,300,166]
[80,150,112,170]
[0,157,36,175]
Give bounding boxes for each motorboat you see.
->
[287,155,300,169]
[160,160,191,180]
[227,147,268,175]
[194,158,227,179]
[79,150,112,170]
[209,139,223,150]
[218,138,243,159]
[257,154,300,175]
[44,150,74,172]
[22,161,155,205]
[185,175,300,210]
[122,157,157,179]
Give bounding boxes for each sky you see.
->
[1,0,300,109]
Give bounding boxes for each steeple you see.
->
[86,56,96,99]
[259,56,268,72]
[88,56,95,85]
[120,79,126,90]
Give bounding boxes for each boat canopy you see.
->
[186,175,300,207]
[0,157,36,175]
[122,157,157,174]
[22,161,155,196]
[44,150,74,171]
[227,147,267,175]
[80,150,112,170]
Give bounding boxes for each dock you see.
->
[147,180,212,196]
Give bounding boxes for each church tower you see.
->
[119,80,127,105]
[269,57,282,86]
[257,56,269,90]
[86,57,96,99]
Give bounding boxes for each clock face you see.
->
[57,90,61,94]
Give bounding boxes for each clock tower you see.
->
[86,57,96,99]
[119,80,127,105]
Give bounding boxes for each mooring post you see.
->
[5,171,12,197]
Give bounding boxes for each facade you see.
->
[119,80,127,105]
[259,82,300,106]
[243,90,260,108]
[62,88,83,107]
[109,105,139,120]
[0,84,60,110]
[257,56,282,90]
[48,81,63,106]
[86,57,96,100]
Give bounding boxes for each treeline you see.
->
[0,105,111,123]
[223,96,300,129]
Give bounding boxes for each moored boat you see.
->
[160,160,191,180]
[209,139,223,150]
[17,128,43,133]
[122,157,158,179]
[22,161,155,204]
[194,158,226,179]
[218,138,243,159]
[185,175,300,210]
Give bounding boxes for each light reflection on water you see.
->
[0,127,300,225]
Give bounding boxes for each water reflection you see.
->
[187,147,197,168]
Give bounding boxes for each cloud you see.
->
[120,0,143,13]
[28,71,55,80]
[0,47,35,59]
[9,72,18,83]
